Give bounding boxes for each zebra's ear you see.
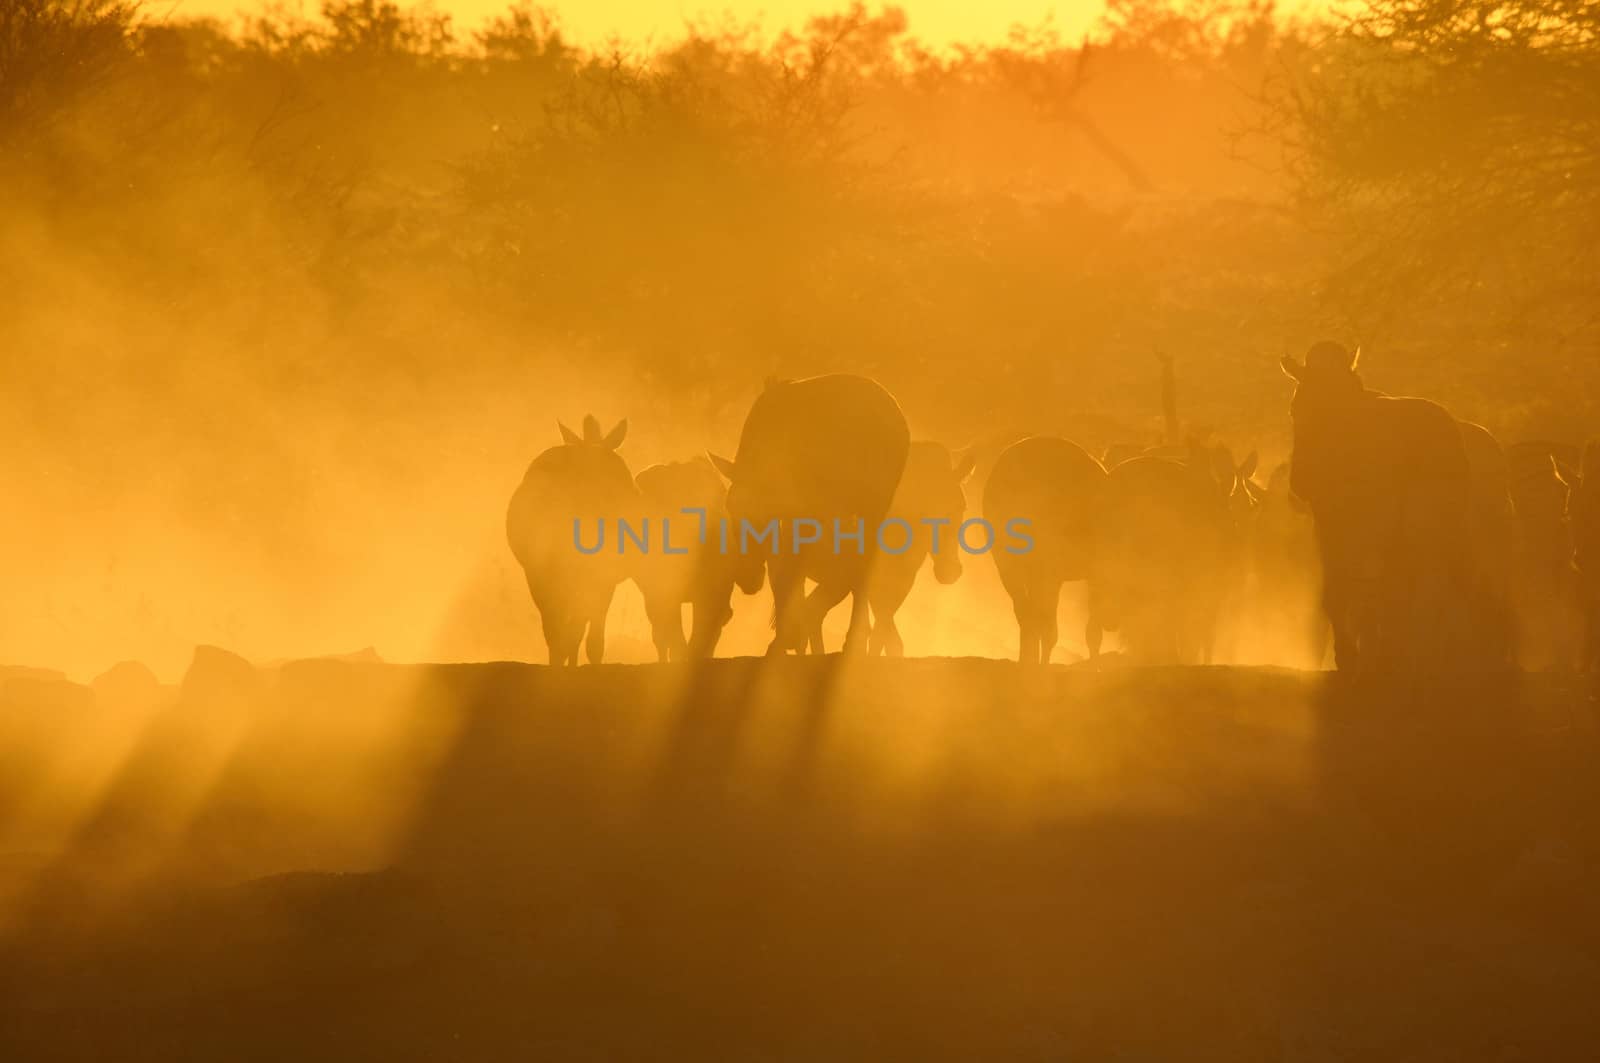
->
[709,452,737,481]
[1552,455,1575,487]
[1350,345,1362,371]
[1279,356,1304,382]
[603,419,628,450]
[582,414,603,443]
[559,421,581,445]
[1237,450,1259,481]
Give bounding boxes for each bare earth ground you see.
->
[1,655,1598,1061]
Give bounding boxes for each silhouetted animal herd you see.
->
[507,347,1600,673]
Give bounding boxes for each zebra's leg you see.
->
[688,590,734,658]
[1036,582,1061,664]
[867,600,886,656]
[842,588,872,656]
[583,582,618,665]
[643,592,682,663]
[1012,587,1037,664]
[806,619,827,655]
[801,576,854,654]
[867,579,910,658]
[876,612,904,657]
[767,554,806,654]
[530,577,573,666]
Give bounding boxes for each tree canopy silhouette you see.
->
[1272,0,1600,378]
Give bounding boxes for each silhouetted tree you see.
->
[0,0,136,145]
[1272,0,1600,364]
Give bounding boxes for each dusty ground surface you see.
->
[1,655,1598,1060]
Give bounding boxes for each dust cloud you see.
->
[2,0,1594,679]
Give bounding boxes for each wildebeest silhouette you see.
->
[1280,342,1479,673]
[1165,440,1259,540]
[1056,355,1254,665]
[1088,454,1231,664]
[506,415,637,665]
[1560,441,1600,672]
[983,436,1107,664]
[866,441,977,657]
[711,374,910,655]
[1457,421,1516,664]
[1507,440,1583,669]
[1098,348,1258,528]
[1099,439,1257,653]
[632,458,765,662]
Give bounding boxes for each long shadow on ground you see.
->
[1,658,1597,1060]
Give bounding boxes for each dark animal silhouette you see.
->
[506,415,637,665]
[1099,437,1257,660]
[1507,440,1582,669]
[983,436,1107,664]
[1195,443,1261,659]
[1101,348,1259,537]
[1560,441,1600,672]
[1088,454,1230,664]
[1101,441,1149,469]
[1247,461,1328,667]
[866,441,976,656]
[632,458,765,662]
[1457,421,1516,664]
[1280,342,1479,673]
[711,374,910,655]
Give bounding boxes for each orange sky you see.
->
[158,0,1316,48]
